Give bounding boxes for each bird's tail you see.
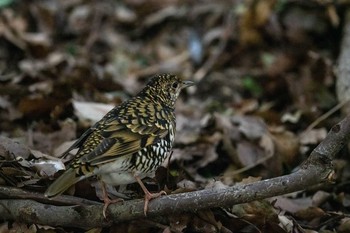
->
[45,168,84,198]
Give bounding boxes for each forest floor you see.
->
[0,0,350,232]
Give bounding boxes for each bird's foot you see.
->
[102,196,123,218]
[101,181,124,218]
[143,190,167,216]
[134,175,167,215]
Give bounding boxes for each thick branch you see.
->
[1,115,350,228]
[0,167,331,228]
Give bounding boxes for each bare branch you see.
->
[1,115,350,228]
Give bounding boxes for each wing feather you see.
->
[76,116,168,166]
[60,122,98,158]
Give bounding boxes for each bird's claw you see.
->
[102,197,123,218]
[143,190,167,216]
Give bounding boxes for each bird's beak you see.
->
[181,80,195,88]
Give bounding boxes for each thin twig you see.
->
[302,99,349,134]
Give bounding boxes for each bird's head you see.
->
[143,74,194,108]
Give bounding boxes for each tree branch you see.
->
[1,115,350,228]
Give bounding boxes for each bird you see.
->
[45,74,194,217]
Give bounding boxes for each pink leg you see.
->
[134,176,167,216]
[101,182,123,218]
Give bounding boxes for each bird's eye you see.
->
[172,82,178,89]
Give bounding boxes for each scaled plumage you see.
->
[45,74,193,216]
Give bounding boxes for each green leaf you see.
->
[0,0,13,8]
[242,76,263,97]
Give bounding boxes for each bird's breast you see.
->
[96,124,175,186]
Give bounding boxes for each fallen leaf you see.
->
[272,196,313,214]
[232,115,268,140]
[299,128,327,145]
[0,136,31,160]
[73,101,114,122]
[294,206,326,221]
[338,218,350,233]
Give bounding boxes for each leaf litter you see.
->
[0,0,348,232]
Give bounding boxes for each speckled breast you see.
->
[132,123,175,174]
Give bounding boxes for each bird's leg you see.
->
[134,175,167,215]
[101,181,123,218]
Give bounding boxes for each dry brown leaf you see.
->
[238,0,277,45]
[294,206,326,221]
[0,9,27,49]
[299,128,327,145]
[272,196,313,214]
[169,214,191,232]
[73,101,114,122]
[312,190,331,207]
[114,5,137,23]
[228,200,278,226]
[270,128,300,168]
[338,218,350,233]
[53,140,77,158]
[85,227,102,233]
[0,96,11,109]
[5,222,37,233]
[281,110,302,124]
[29,149,65,177]
[197,210,222,231]
[22,32,52,58]
[232,115,268,140]
[28,120,76,154]
[68,4,92,34]
[18,96,64,118]
[0,136,31,160]
[28,80,53,94]
[174,114,200,145]
[143,5,186,28]
[278,215,294,232]
[191,215,218,233]
[176,179,197,190]
[237,176,262,185]
[236,141,265,167]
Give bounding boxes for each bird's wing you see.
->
[59,122,99,158]
[77,112,170,166]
